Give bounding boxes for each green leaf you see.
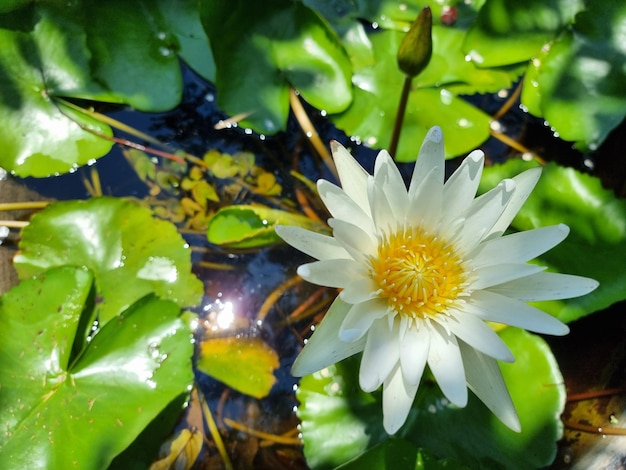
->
[337,439,469,470]
[480,160,626,322]
[82,0,181,111]
[0,267,194,470]
[332,30,492,161]
[206,205,326,248]
[0,23,114,177]
[155,0,215,82]
[463,0,583,66]
[520,1,626,150]
[197,337,279,399]
[297,328,565,469]
[200,0,353,134]
[14,197,203,324]
[416,26,526,96]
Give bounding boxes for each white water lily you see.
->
[276,127,598,435]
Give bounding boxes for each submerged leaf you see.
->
[14,197,203,324]
[197,336,279,399]
[206,205,325,248]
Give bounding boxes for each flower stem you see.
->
[389,75,412,159]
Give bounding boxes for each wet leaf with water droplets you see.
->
[0,267,194,470]
[14,197,203,325]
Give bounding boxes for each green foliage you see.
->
[206,204,326,248]
[1,0,624,177]
[0,267,194,470]
[0,0,213,176]
[480,160,626,323]
[297,328,565,469]
[200,0,353,135]
[197,337,279,399]
[14,197,203,324]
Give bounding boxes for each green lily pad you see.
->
[297,328,565,469]
[480,160,626,322]
[463,0,583,66]
[520,1,626,150]
[206,205,326,248]
[336,439,469,470]
[0,266,194,470]
[0,23,114,177]
[200,0,353,135]
[331,30,492,161]
[14,197,203,324]
[197,336,279,399]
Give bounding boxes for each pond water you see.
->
[9,63,626,469]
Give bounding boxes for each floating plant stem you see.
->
[492,79,524,121]
[0,201,50,211]
[490,129,547,165]
[567,387,626,402]
[223,417,302,446]
[257,275,303,323]
[0,220,29,229]
[289,88,337,179]
[199,388,233,470]
[563,420,626,436]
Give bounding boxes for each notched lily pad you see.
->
[14,197,203,324]
[0,266,194,470]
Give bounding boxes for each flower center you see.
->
[370,228,467,318]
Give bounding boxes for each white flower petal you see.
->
[318,180,375,234]
[459,341,521,432]
[487,271,599,301]
[291,298,366,376]
[443,150,484,222]
[469,224,569,268]
[460,179,515,250]
[469,263,546,290]
[382,365,419,434]
[297,258,365,288]
[330,141,371,214]
[329,218,377,258]
[399,325,430,386]
[360,318,400,392]
[339,298,388,342]
[437,312,514,362]
[275,225,350,261]
[406,165,443,228]
[368,176,397,234]
[408,126,444,200]
[487,167,542,238]
[340,276,381,304]
[466,290,569,335]
[374,150,410,221]
[427,324,467,407]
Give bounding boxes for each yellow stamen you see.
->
[370,228,466,318]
